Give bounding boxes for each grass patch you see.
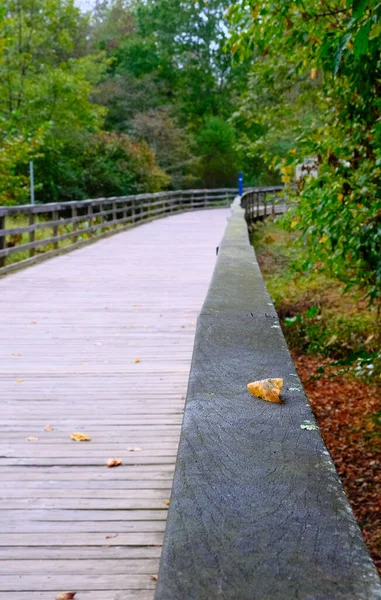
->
[251,217,380,380]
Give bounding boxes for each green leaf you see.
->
[352,0,368,18]
[333,32,352,75]
[354,20,371,58]
[307,305,319,318]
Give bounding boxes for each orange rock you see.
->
[247,378,283,403]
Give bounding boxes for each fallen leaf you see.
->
[56,594,76,600]
[44,424,54,432]
[80,362,88,366]
[128,447,142,452]
[133,358,141,363]
[107,458,122,468]
[30,320,37,324]
[247,378,283,403]
[164,500,170,506]
[26,436,38,441]
[16,379,23,383]
[105,533,118,539]
[152,575,158,581]
[11,353,21,356]
[71,433,91,442]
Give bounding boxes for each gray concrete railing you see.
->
[0,188,236,275]
[155,197,381,599]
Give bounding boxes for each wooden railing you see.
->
[155,197,381,599]
[0,188,235,274]
[240,186,285,221]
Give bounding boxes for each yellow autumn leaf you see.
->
[106,458,122,468]
[338,193,344,201]
[320,234,328,244]
[164,500,170,506]
[16,379,23,383]
[133,358,141,363]
[247,378,283,403]
[311,68,317,80]
[290,148,296,155]
[71,432,91,442]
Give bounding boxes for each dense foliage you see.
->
[0,0,255,205]
[229,0,381,303]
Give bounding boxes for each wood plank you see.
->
[0,574,156,591]
[0,559,160,574]
[0,521,167,533]
[0,499,171,509]
[0,547,162,560]
[0,592,154,600]
[0,209,228,596]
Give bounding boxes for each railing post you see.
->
[98,202,103,234]
[131,199,136,222]
[0,216,5,268]
[256,192,259,218]
[264,193,267,217]
[88,204,93,237]
[113,201,117,227]
[53,210,59,250]
[29,214,35,257]
[72,206,78,243]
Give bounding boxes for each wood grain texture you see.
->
[155,199,381,600]
[0,208,229,598]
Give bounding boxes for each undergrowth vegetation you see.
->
[251,216,380,382]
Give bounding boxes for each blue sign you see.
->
[238,172,243,196]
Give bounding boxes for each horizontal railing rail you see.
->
[155,197,381,599]
[0,188,236,274]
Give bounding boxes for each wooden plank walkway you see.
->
[0,208,229,600]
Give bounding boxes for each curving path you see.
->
[0,208,229,599]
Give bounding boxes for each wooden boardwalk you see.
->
[0,208,229,600]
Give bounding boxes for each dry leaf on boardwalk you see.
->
[247,378,283,403]
[128,447,142,452]
[107,458,122,468]
[16,379,23,383]
[11,353,21,356]
[44,424,54,432]
[133,358,141,363]
[164,500,170,506]
[56,593,76,600]
[105,533,118,539]
[26,436,38,441]
[152,575,158,581]
[30,320,37,324]
[70,433,91,442]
